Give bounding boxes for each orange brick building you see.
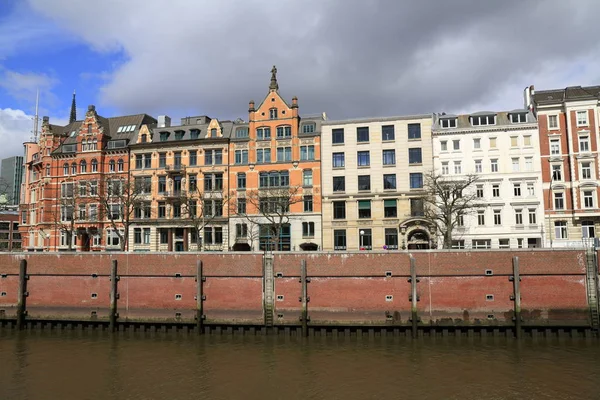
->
[228,66,324,251]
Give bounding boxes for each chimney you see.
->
[248,100,255,112]
[42,116,49,124]
[158,115,171,128]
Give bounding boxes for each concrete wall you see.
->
[0,250,592,328]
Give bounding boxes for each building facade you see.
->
[1,155,24,205]
[228,67,323,251]
[128,116,232,252]
[0,212,21,251]
[432,110,544,249]
[527,85,600,247]
[321,115,433,251]
[20,105,156,251]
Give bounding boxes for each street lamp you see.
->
[359,230,365,250]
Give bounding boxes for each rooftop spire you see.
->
[69,90,76,124]
[269,65,278,91]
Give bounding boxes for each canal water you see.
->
[1,332,599,399]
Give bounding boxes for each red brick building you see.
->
[526,85,600,247]
[20,104,155,251]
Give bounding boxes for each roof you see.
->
[534,85,600,105]
[323,114,432,126]
[139,118,237,145]
[432,110,536,132]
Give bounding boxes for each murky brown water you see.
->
[1,332,599,399]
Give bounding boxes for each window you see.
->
[91,159,98,172]
[554,192,564,210]
[158,176,166,193]
[358,175,370,191]
[333,176,345,192]
[476,185,484,198]
[510,137,518,148]
[209,128,217,138]
[109,203,121,220]
[61,182,74,198]
[158,202,166,218]
[300,145,315,160]
[527,183,535,196]
[237,173,246,189]
[237,198,246,214]
[236,127,248,138]
[441,162,449,175]
[582,162,592,179]
[71,163,77,175]
[358,228,372,250]
[548,115,558,129]
[188,151,197,166]
[409,173,423,189]
[515,209,523,225]
[332,152,345,168]
[358,200,371,218]
[385,228,399,249]
[524,136,532,146]
[276,126,291,138]
[78,205,86,221]
[159,229,168,244]
[382,149,395,165]
[204,149,222,165]
[493,209,502,225]
[384,199,397,218]
[582,221,595,239]
[579,135,590,152]
[89,204,97,221]
[525,157,533,172]
[513,183,521,197]
[452,240,465,249]
[490,159,498,172]
[215,227,224,245]
[489,137,497,149]
[276,147,292,162]
[584,190,594,208]
[269,108,278,119]
[79,181,87,197]
[440,141,448,151]
[259,224,290,251]
[334,230,347,250]
[472,138,481,150]
[135,154,143,169]
[492,184,500,197]
[382,125,395,141]
[477,210,485,226]
[143,228,150,245]
[188,175,197,192]
[552,164,562,181]
[440,118,457,128]
[528,209,536,225]
[408,148,422,164]
[259,171,289,188]
[512,158,520,172]
[475,160,482,173]
[256,127,271,140]
[332,128,344,144]
[89,180,98,196]
[408,124,421,140]
[303,195,313,212]
[357,127,369,142]
[510,113,527,123]
[554,221,567,239]
[550,139,560,155]
[158,153,166,168]
[411,198,424,217]
[383,174,396,190]
[302,222,315,237]
[471,115,496,126]
[80,160,87,173]
[109,160,115,173]
[453,140,460,150]
[234,149,247,165]
[333,201,346,219]
[302,124,315,134]
[204,227,213,245]
[134,228,142,244]
[454,161,462,174]
[236,223,248,238]
[499,239,510,249]
[357,151,370,166]
[577,110,588,126]
[256,148,272,164]
[472,239,491,249]
[303,170,313,187]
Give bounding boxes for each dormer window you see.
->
[440,118,457,129]
[174,130,185,140]
[236,127,249,138]
[302,123,316,133]
[471,115,496,126]
[190,129,200,140]
[159,131,170,141]
[210,128,217,138]
[140,134,147,143]
[510,113,527,123]
[269,108,278,119]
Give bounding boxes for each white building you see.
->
[432,110,545,249]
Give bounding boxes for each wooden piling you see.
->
[410,256,418,338]
[109,260,119,332]
[300,259,308,337]
[16,260,28,330]
[196,260,204,334]
[511,256,522,339]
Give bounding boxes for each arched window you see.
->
[117,159,124,172]
[109,160,115,172]
[88,124,92,134]
[71,163,77,175]
[91,159,98,172]
[63,163,69,176]
[80,160,87,173]
[276,125,291,138]
[45,164,51,176]
[92,139,97,150]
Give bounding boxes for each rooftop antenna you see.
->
[32,88,40,141]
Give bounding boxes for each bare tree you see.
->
[237,186,303,251]
[95,176,145,251]
[178,186,229,251]
[422,171,482,249]
[48,178,79,251]
[0,178,13,210]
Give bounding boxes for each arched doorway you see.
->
[406,229,430,250]
[399,218,436,250]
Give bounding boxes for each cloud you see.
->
[0,68,58,102]
[26,0,600,119]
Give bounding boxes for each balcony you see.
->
[164,190,186,199]
[165,164,186,174]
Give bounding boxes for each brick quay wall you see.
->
[0,250,597,336]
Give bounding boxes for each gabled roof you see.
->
[534,85,600,104]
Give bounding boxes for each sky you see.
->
[1,0,600,160]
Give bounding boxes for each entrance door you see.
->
[175,242,184,252]
[80,233,90,251]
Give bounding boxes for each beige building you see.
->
[321,115,434,251]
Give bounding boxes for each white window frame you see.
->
[512,158,520,172]
[550,139,560,155]
[576,110,588,127]
[441,162,449,175]
[583,189,595,209]
[454,161,462,174]
[515,209,523,225]
[554,221,567,239]
[474,160,482,173]
[554,192,565,210]
[440,141,447,152]
[579,135,590,153]
[473,138,481,150]
[490,159,498,172]
[548,114,559,130]
[581,162,593,180]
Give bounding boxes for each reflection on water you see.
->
[1,331,599,400]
